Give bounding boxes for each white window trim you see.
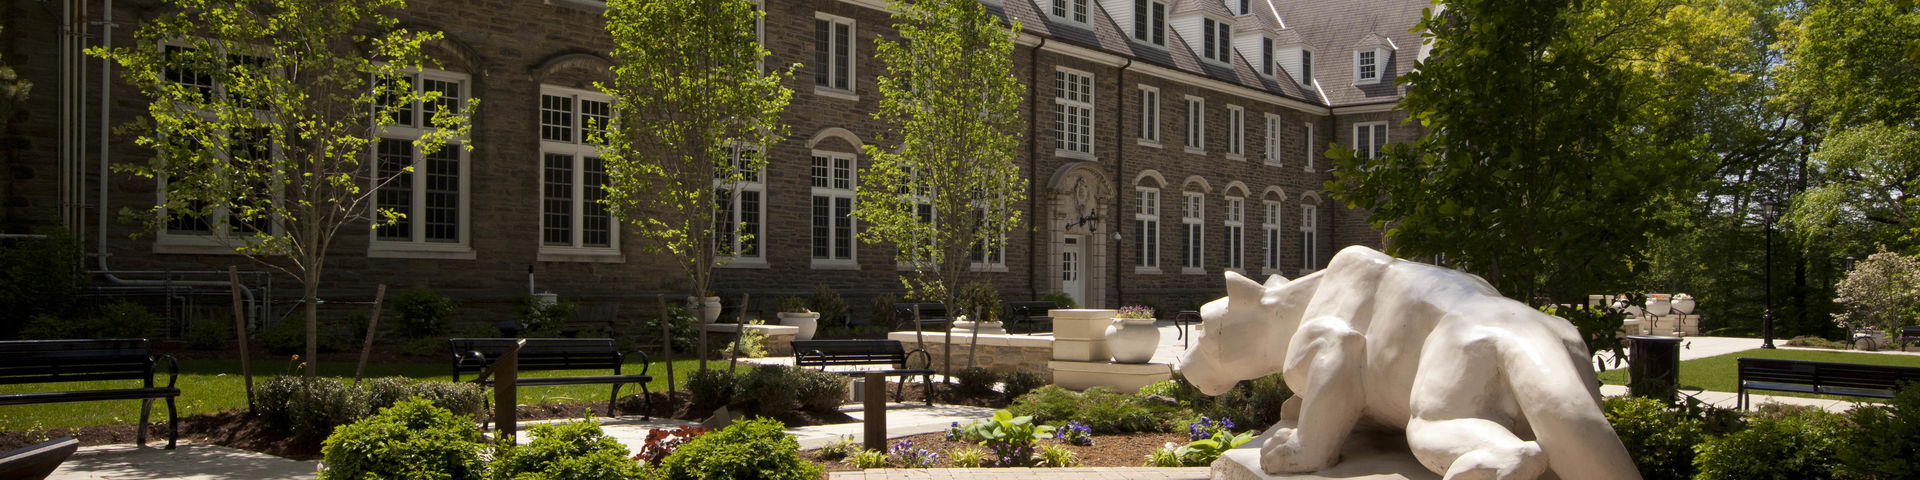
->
[1353,121,1389,159]
[810,150,860,269]
[1134,186,1161,274]
[536,85,622,262]
[1050,0,1090,25]
[368,68,474,260]
[716,147,768,268]
[969,201,1011,272]
[1261,199,1282,275]
[814,13,858,99]
[1354,48,1382,86]
[1225,105,1245,160]
[1054,67,1096,159]
[1299,203,1318,274]
[1263,113,1282,166]
[1302,122,1316,172]
[1260,36,1275,78]
[152,41,286,255]
[1182,192,1205,274]
[1137,85,1161,147]
[1300,49,1315,87]
[1200,16,1233,66]
[1224,195,1245,272]
[1184,95,1205,154]
[1131,0,1169,49]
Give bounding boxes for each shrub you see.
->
[278,376,368,439]
[1036,444,1078,467]
[1603,396,1705,480]
[257,376,482,439]
[808,285,849,330]
[954,367,998,400]
[492,421,645,480]
[1693,406,1847,479]
[0,233,87,338]
[1002,370,1046,400]
[726,322,770,359]
[736,365,799,417]
[1834,248,1920,335]
[634,426,712,467]
[361,377,485,418]
[1170,372,1292,429]
[260,318,308,355]
[1008,385,1078,423]
[1171,416,1253,466]
[869,293,901,329]
[792,367,849,412]
[1783,335,1847,349]
[1838,384,1920,479]
[186,318,230,350]
[1144,443,1183,467]
[954,281,1002,322]
[390,288,457,339]
[961,410,1054,467]
[815,434,858,461]
[1038,291,1076,309]
[948,446,986,467]
[317,399,486,480]
[516,297,577,337]
[22,300,161,340]
[1011,385,1182,433]
[777,296,809,313]
[640,307,700,353]
[848,449,889,469]
[686,369,737,409]
[657,417,821,480]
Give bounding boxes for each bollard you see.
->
[1626,335,1682,403]
[864,371,886,452]
[495,339,526,441]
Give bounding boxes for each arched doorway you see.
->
[1047,162,1113,308]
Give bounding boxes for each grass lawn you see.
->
[0,357,703,431]
[1597,348,1920,401]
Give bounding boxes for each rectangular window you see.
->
[156,45,281,245]
[1354,122,1388,159]
[1183,192,1204,271]
[811,152,857,264]
[1216,21,1233,62]
[1357,50,1378,82]
[1185,96,1205,151]
[372,70,469,254]
[1054,68,1095,157]
[1262,201,1282,271]
[1224,196,1244,270]
[1133,0,1167,46]
[1302,50,1314,85]
[1135,188,1160,269]
[715,145,765,261]
[1227,105,1245,157]
[1303,122,1315,170]
[814,15,855,93]
[1236,0,1249,15]
[1264,114,1282,166]
[539,86,618,255]
[1202,18,1226,62]
[1054,0,1088,23]
[1262,38,1274,76]
[1138,85,1160,143]
[1300,204,1318,272]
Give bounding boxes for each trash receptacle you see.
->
[1627,335,1682,403]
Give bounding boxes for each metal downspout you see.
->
[1113,57,1132,308]
[1025,36,1045,302]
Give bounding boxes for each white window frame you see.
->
[1228,0,1249,15]
[1355,49,1381,85]
[813,13,857,100]
[1182,192,1205,274]
[1052,0,1090,24]
[1184,95,1205,153]
[1301,50,1315,87]
[1263,113,1282,166]
[1261,199,1282,274]
[1226,105,1245,160]
[970,198,1010,271]
[1134,187,1161,273]
[1224,195,1244,272]
[1300,203,1318,274]
[715,145,767,267]
[369,68,473,259]
[1303,122,1315,172]
[153,42,285,254]
[1201,17,1233,65]
[1054,67,1095,159]
[1132,0,1168,48]
[1138,85,1161,146]
[536,85,620,262]
[810,150,859,268]
[1261,37,1275,77]
[1353,121,1388,159]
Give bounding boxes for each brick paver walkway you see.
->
[829,467,1210,479]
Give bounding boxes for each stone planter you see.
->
[1104,317,1160,364]
[949,320,1007,336]
[778,311,820,341]
[688,296,722,324]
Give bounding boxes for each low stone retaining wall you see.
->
[887,331,1054,383]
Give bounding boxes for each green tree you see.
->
[91,0,474,376]
[600,0,795,370]
[854,0,1026,373]
[0,25,29,128]
[1832,248,1920,335]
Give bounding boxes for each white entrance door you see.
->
[1062,235,1086,307]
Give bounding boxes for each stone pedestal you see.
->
[1050,309,1116,361]
[1045,309,1173,393]
[1048,360,1173,392]
[1211,431,1442,480]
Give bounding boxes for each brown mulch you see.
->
[882,381,1012,409]
[803,430,1189,471]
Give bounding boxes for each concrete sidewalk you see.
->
[49,443,318,480]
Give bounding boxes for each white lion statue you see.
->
[1179,246,1639,480]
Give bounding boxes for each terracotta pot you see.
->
[1104,317,1160,364]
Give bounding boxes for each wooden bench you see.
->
[1005,301,1057,334]
[892,303,950,332]
[1736,357,1920,410]
[0,339,180,449]
[791,339,935,406]
[1901,326,1920,350]
[449,338,653,418]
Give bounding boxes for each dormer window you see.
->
[1356,50,1378,83]
[1202,18,1232,63]
[1261,37,1274,76]
[1301,50,1314,85]
[1227,0,1248,15]
[1133,0,1167,46]
[1053,0,1089,24]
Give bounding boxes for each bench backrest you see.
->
[1738,357,1920,391]
[448,338,622,374]
[0,339,155,386]
[893,303,946,319]
[1006,301,1057,320]
[792,340,910,368]
[1903,326,1920,337]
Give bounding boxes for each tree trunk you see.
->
[656,295,675,398]
[965,303,983,369]
[696,296,709,372]
[303,280,318,377]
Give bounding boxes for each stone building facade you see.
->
[0,0,1423,326]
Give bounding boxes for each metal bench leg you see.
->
[923,373,934,406]
[608,384,621,418]
[166,397,179,449]
[893,376,906,403]
[641,383,653,421]
[137,399,152,447]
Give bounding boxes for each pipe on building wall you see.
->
[1112,56,1133,308]
[1025,36,1045,303]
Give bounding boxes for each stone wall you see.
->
[888,331,1054,383]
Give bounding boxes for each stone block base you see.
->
[1211,431,1439,480]
[888,331,1054,382]
[1047,360,1173,393]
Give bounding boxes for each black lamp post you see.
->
[1761,200,1779,349]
